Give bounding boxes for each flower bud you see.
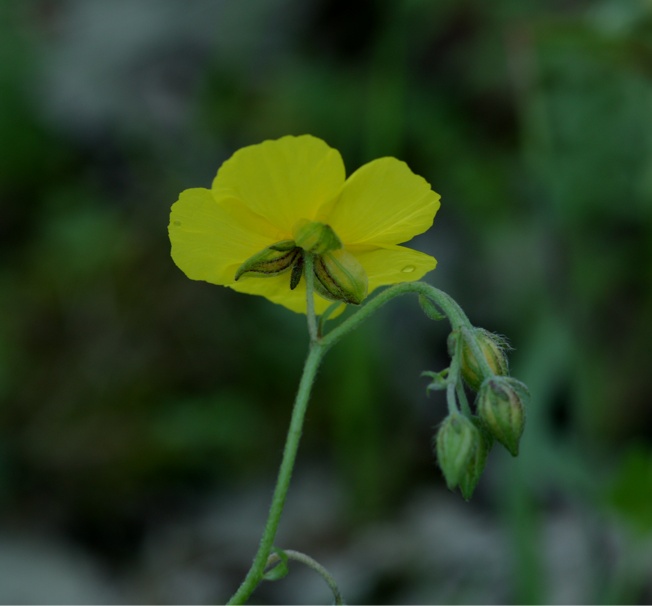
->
[458,418,493,501]
[448,328,509,391]
[235,240,301,281]
[435,412,480,490]
[477,377,527,456]
[313,248,368,305]
[293,220,342,254]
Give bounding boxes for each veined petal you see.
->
[352,245,438,292]
[228,273,335,315]
[169,188,280,285]
[212,135,346,235]
[327,157,441,246]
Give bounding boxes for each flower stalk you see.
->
[226,280,478,604]
[227,340,324,604]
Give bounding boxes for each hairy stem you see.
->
[321,282,471,352]
[227,280,471,603]
[228,261,323,604]
[227,343,324,604]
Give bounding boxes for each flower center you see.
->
[234,222,368,306]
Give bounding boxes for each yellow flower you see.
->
[168,135,441,314]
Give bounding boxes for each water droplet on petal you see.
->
[401,265,416,273]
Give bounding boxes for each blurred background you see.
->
[2,0,652,603]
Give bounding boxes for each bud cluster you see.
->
[431,325,529,499]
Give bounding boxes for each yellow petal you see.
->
[327,157,441,246]
[351,245,438,293]
[228,272,335,315]
[212,135,346,235]
[169,188,280,285]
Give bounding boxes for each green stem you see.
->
[227,342,324,604]
[445,331,463,415]
[228,264,323,604]
[266,549,346,605]
[317,301,344,337]
[456,381,472,417]
[304,253,318,343]
[321,281,471,353]
[226,280,471,603]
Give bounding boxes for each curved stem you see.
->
[317,302,344,337]
[321,282,471,353]
[227,344,324,604]
[226,280,471,603]
[266,549,346,605]
[227,262,323,605]
[445,331,463,415]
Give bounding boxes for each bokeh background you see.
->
[2,0,652,603]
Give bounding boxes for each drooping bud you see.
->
[235,240,301,281]
[293,220,342,254]
[448,328,509,391]
[435,412,480,490]
[458,418,493,501]
[477,377,528,456]
[313,248,368,305]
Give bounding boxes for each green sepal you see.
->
[313,249,368,305]
[290,252,304,290]
[263,548,289,582]
[235,240,300,281]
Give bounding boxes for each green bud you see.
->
[477,377,528,456]
[448,328,509,391]
[293,220,342,254]
[435,413,480,490]
[235,240,301,281]
[458,418,493,501]
[313,248,368,305]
